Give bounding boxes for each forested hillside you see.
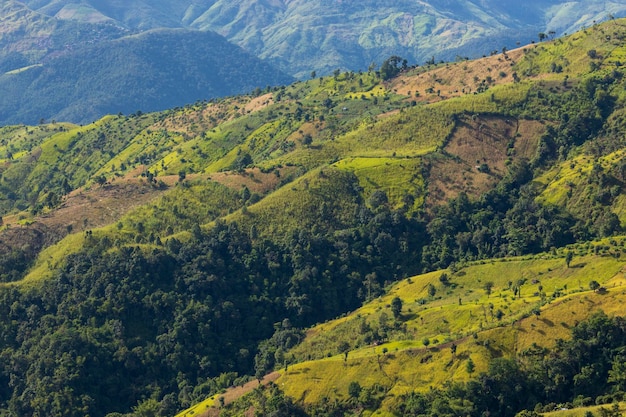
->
[1,18,626,417]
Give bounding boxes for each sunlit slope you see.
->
[183,245,626,416]
[276,253,626,412]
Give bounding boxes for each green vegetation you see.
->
[2,18,626,417]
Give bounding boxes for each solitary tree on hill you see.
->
[483,281,494,297]
[95,175,107,187]
[391,296,403,319]
[380,56,405,80]
[338,341,350,362]
[466,357,475,375]
[428,283,436,298]
[589,280,601,292]
[348,381,362,399]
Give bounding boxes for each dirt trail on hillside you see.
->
[195,372,281,417]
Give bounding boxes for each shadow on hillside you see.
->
[401,312,418,321]
[286,367,310,375]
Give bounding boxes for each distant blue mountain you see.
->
[18,0,626,77]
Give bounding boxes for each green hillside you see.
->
[2,19,626,417]
[187,250,626,416]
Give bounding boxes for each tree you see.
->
[483,281,494,297]
[589,280,601,292]
[132,398,161,417]
[348,381,362,399]
[391,296,403,319]
[466,357,475,375]
[515,411,541,417]
[380,56,404,80]
[241,186,251,202]
[532,307,541,319]
[95,175,107,187]
[608,357,626,391]
[538,32,547,42]
[232,152,253,171]
[274,347,285,368]
[338,341,350,362]
[369,190,388,208]
[428,283,436,298]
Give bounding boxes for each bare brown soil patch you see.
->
[391,48,526,103]
[285,121,325,147]
[41,180,167,232]
[209,166,296,195]
[152,93,273,136]
[0,179,169,282]
[198,372,281,417]
[243,93,274,113]
[427,115,545,206]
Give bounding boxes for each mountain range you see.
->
[0,1,294,125]
[3,1,626,125]
[0,17,626,416]
[17,0,626,77]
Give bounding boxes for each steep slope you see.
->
[185,247,626,416]
[0,1,127,73]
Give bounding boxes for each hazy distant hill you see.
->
[0,1,292,125]
[18,0,626,77]
[0,1,128,73]
[0,27,293,125]
[3,0,624,124]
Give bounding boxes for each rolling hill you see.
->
[1,17,626,417]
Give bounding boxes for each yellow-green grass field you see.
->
[179,248,626,417]
[275,253,626,411]
[334,157,425,211]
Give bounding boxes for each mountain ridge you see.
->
[0,26,293,125]
[18,0,626,77]
[1,17,626,417]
